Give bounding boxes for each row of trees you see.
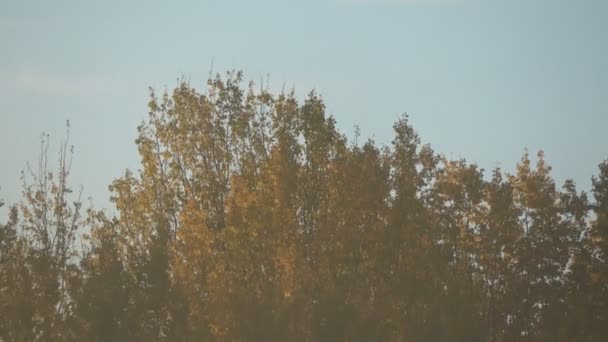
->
[1,71,607,341]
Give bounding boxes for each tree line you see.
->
[1,70,607,341]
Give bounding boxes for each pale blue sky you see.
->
[1,0,607,217]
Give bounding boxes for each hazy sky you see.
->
[1,0,607,217]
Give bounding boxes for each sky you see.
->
[1,0,607,218]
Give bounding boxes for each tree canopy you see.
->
[1,71,607,341]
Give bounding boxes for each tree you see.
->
[477,167,521,341]
[586,160,608,339]
[1,125,83,341]
[0,203,36,341]
[508,151,572,340]
[76,211,134,341]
